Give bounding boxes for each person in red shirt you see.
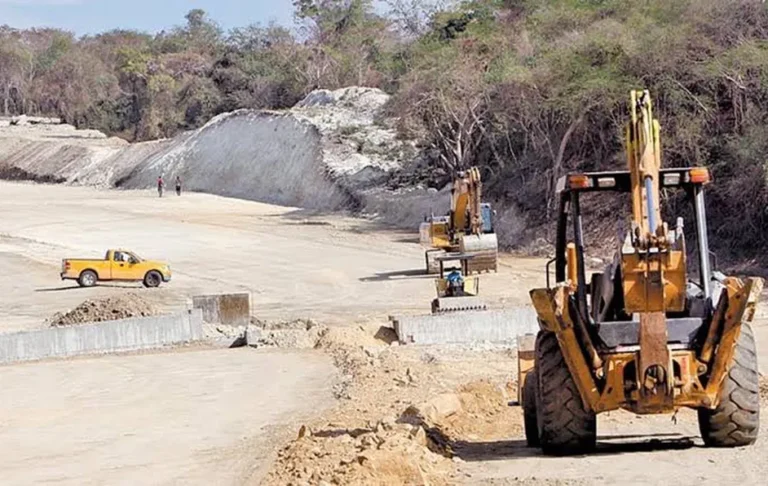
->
[157,175,164,198]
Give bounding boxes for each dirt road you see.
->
[459,408,768,485]
[0,181,541,333]
[0,348,336,485]
[2,180,767,486]
[0,181,543,486]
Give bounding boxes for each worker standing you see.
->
[175,176,182,196]
[157,175,164,198]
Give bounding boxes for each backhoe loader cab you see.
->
[522,90,763,456]
[553,168,716,326]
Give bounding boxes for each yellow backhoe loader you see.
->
[520,90,763,455]
[419,167,499,274]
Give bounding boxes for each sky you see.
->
[0,0,299,35]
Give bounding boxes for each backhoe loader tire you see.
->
[698,322,760,447]
[535,331,596,455]
[522,368,540,447]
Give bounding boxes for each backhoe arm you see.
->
[626,90,667,249]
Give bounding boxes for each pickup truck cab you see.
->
[61,250,172,288]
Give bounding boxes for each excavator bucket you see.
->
[460,233,499,273]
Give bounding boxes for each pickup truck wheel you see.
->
[78,270,98,288]
[143,270,162,288]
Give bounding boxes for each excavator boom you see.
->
[623,89,685,408]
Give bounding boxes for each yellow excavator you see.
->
[520,90,763,455]
[419,167,499,274]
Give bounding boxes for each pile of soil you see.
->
[247,318,330,349]
[263,323,522,485]
[438,380,521,443]
[48,293,161,327]
[270,418,450,485]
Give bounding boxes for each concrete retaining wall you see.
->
[192,293,250,327]
[391,307,539,345]
[0,310,203,365]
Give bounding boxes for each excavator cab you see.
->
[522,90,763,455]
[480,203,495,234]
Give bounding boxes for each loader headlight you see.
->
[596,177,616,188]
[663,173,681,187]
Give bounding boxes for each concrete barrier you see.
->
[192,293,250,326]
[390,307,539,345]
[0,310,203,365]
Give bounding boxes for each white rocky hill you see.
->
[0,87,431,213]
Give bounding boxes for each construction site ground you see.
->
[0,180,766,485]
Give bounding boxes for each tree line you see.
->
[1,0,767,257]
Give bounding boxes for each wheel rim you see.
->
[149,273,160,286]
[84,273,95,286]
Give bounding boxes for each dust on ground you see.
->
[760,377,768,403]
[0,347,337,486]
[247,318,330,349]
[259,323,521,486]
[256,318,768,486]
[47,293,161,327]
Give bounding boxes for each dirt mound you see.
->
[48,293,161,327]
[268,419,451,486]
[265,377,520,486]
[246,318,330,349]
[315,326,391,398]
[438,380,521,443]
[264,321,523,485]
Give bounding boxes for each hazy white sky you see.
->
[0,0,298,35]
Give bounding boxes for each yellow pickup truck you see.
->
[61,250,172,288]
